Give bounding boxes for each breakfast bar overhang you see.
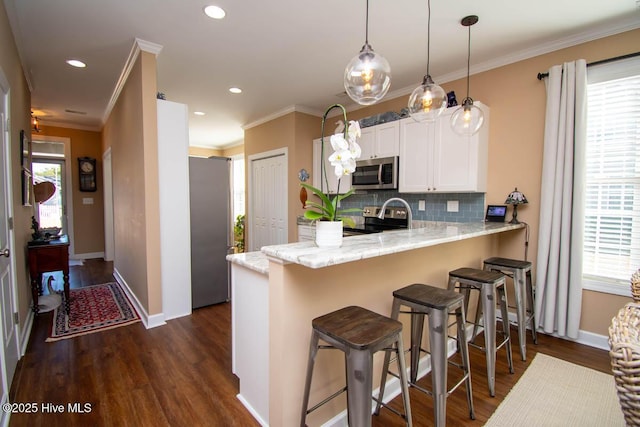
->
[227,221,524,426]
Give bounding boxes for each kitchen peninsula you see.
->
[227,221,524,426]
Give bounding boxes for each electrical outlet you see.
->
[418,200,426,211]
[447,200,459,212]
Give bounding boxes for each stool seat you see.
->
[313,306,402,350]
[484,257,532,270]
[392,283,464,310]
[449,267,504,284]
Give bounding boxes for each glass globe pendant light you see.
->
[451,15,484,136]
[407,0,447,122]
[344,0,391,105]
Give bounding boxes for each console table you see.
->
[27,235,70,314]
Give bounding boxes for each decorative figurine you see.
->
[31,216,42,241]
[447,91,458,107]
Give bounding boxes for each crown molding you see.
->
[391,16,640,98]
[242,104,324,130]
[38,119,101,132]
[101,38,164,125]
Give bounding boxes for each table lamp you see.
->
[505,187,528,224]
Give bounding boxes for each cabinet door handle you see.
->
[1,248,9,258]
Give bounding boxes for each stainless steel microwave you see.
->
[351,156,398,190]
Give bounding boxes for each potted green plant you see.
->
[301,104,362,248]
[233,214,245,253]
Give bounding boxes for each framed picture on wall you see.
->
[20,129,32,206]
[22,168,32,206]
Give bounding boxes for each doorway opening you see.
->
[32,141,67,233]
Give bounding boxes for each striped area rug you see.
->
[485,353,624,426]
[47,282,140,342]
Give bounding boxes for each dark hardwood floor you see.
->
[9,259,612,426]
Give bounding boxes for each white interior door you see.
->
[0,73,19,417]
[248,149,287,251]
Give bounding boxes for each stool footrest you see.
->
[306,386,347,415]
[372,396,407,420]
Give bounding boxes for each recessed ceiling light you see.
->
[66,59,86,68]
[194,111,206,116]
[229,87,242,94]
[204,5,226,19]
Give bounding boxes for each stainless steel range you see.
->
[343,205,409,236]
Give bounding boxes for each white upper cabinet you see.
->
[312,137,352,195]
[399,102,489,193]
[359,121,400,160]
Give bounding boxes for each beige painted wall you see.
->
[102,51,162,316]
[221,144,243,157]
[35,125,105,255]
[0,2,34,327]
[189,146,222,157]
[244,112,321,242]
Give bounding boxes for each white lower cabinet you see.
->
[399,103,489,193]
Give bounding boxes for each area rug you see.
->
[47,282,140,342]
[484,353,625,426]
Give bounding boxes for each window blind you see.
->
[584,58,640,286]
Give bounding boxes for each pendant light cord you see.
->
[465,22,471,98]
[365,0,369,45]
[426,0,431,76]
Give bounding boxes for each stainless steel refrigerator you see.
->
[189,156,232,308]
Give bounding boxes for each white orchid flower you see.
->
[329,149,354,178]
[349,141,362,160]
[347,120,361,141]
[341,158,356,175]
[330,133,349,152]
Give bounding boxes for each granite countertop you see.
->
[262,221,524,269]
[227,221,524,273]
[226,251,269,275]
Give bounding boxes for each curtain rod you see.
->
[536,51,640,80]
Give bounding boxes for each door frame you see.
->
[247,148,288,251]
[0,65,20,424]
[30,135,75,257]
[103,147,114,261]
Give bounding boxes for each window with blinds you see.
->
[583,56,640,295]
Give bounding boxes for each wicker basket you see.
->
[609,302,640,425]
[632,270,640,302]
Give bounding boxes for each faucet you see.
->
[378,197,413,229]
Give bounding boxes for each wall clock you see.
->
[78,157,97,192]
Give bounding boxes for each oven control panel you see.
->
[362,206,408,220]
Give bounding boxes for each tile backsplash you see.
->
[339,190,485,222]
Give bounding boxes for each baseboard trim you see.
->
[497,311,609,351]
[70,251,105,260]
[113,268,166,329]
[19,309,34,356]
[236,394,268,427]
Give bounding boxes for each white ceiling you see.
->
[4,0,640,148]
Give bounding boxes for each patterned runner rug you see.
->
[485,352,624,426]
[47,282,140,342]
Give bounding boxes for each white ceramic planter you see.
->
[315,220,343,248]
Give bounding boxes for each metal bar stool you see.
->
[448,268,514,397]
[483,257,537,361]
[375,284,474,427]
[300,306,412,427]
